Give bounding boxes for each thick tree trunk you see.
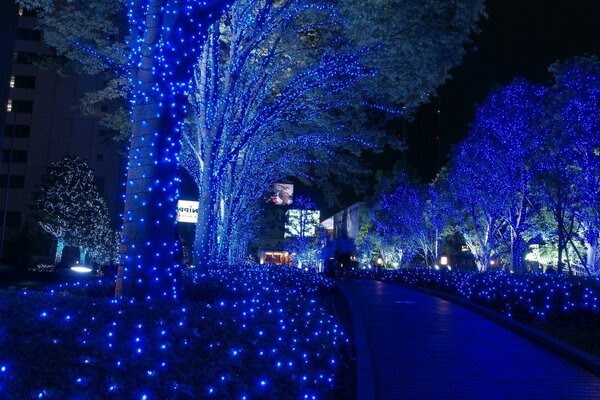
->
[118,1,231,299]
[79,248,87,264]
[121,0,182,300]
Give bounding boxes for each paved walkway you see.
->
[338,279,600,400]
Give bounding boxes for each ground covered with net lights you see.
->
[0,266,354,399]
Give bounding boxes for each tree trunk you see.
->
[511,234,526,273]
[121,0,183,300]
[79,248,87,264]
[585,231,598,275]
[557,216,564,273]
[54,238,64,265]
[118,1,231,299]
[193,164,216,269]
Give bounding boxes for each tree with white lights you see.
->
[31,157,113,265]
[283,195,322,269]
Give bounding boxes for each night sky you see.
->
[403,0,600,181]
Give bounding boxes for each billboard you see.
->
[177,200,199,223]
[285,209,320,237]
[269,183,294,205]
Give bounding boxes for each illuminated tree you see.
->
[181,0,485,266]
[338,0,485,110]
[283,195,322,268]
[462,79,547,271]
[443,140,505,271]
[181,0,378,266]
[31,157,110,264]
[370,174,421,266]
[540,56,600,274]
[18,0,233,298]
[19,0,484,296]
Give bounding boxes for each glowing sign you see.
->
[177,200,199,223]
[285,209,320,237]
[269,183,294,205]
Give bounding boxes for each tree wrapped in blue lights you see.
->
[442,57,600,274]
[455,79,548,271]
[18,0,485,293]
[180,0,381,267]
[180,0,485,267]
[539,56,600,274]
[370,173,422,266]
[17,0,233,298]
[442,139,506,271]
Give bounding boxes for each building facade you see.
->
[0,6,123,262]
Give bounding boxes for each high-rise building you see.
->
[0,5,123,263]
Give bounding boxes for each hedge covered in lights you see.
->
[350,268,600,323]
[0,265,350,399]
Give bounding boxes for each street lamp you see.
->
[439,253,449,270]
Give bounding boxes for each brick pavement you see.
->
[337,279,600,400]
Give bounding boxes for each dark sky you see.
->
[402,0,600,181]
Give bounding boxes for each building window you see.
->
[2,211,21,228]
[10,76,36,89]
[0,175,25,189]
[7,100,33,113]
[4,125,30,138]
[2,150,28,164]
[13,52,35,65]
[16,28,41,41]
[18,7,37,17]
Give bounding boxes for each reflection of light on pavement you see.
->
[435,299,452,316]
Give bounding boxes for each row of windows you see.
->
[16,28,41,41]
[5,125,30,138]
[1,211,21,228]
[13,52,36,65]
[1,150,28,164]
[6,100,33,113]
[4,123,111,149]
[10,76,36,89]
[0,175,25,189]
[18,7,37,17]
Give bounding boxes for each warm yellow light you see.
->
[377,258,383,265]
[440,256,449,266]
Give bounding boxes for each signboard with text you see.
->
[176,200,199,223]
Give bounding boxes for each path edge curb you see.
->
[336,281,376,400]
[389,280,600,378]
